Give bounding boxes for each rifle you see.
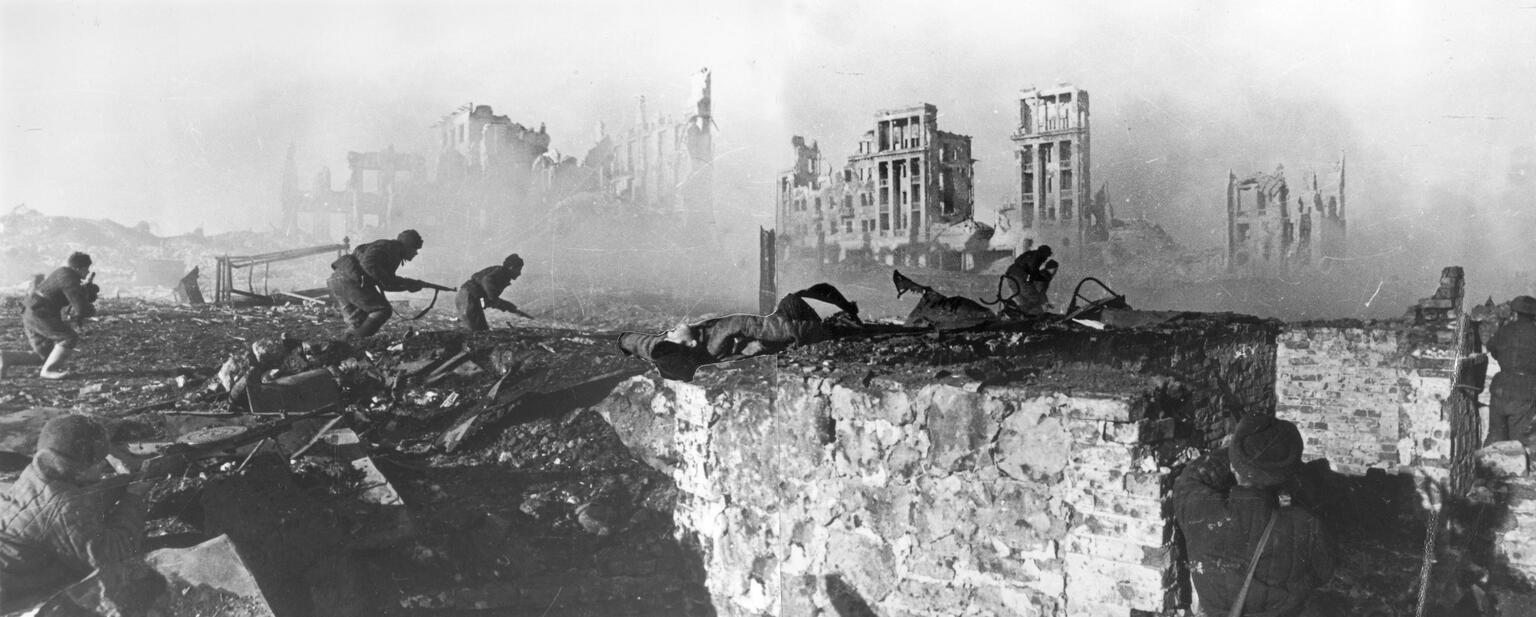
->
[399,278,456,320]
[497,303,537,321]
[126,406,339,479]
[400,278,456,293]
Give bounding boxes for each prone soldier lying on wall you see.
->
[617,283,863,382]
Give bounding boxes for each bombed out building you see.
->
[429,103,552,229]
[280,145,430,239]
[1002,85,1109,260]
[279,69,715,263]
[575,68,715,224]
[777,103,985,271]
[1226,161,1347,277]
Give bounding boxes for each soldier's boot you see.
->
[353,310,392,338]
[39,344,73,380]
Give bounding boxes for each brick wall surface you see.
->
[1276,267,1482,483]
[594,314,1281,617]
[601,375,1189,617]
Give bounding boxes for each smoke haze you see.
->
[4,0,1535,313]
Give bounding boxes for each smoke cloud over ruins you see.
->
[4,3,1536,615]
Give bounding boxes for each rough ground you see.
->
[0,298,1467,616]
[1,298,717,617]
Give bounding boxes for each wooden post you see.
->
[759,227,776,314]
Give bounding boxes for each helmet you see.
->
[1512,295,1536,316]
[397,229,424,250]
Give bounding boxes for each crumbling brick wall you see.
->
[596,315,1280,616]
[1274,267,1482,487]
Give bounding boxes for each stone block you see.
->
[1072,444,1142,470]
[1063,396,1146,423]
[1064,531,1171,568]
[1079,512,1167,545]
[825,531,898,602]
[997,415,1071,481]
[1064,553,1168,610]
[968,585,1046,617]
[1122,470,1170,499]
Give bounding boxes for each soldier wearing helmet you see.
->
[327,230,427,338]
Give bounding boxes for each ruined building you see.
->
[1225,160,1346,277]
[279,70,713,249]
[1005,85,1107,259]
[576,67,715,223]
[282,144,428,239]
[431,103,551,228]
[777,103,983,270]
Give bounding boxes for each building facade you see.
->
[1007,85,1106,258]
[777,103,980,270]
[1226,160,1347,277]
[578,68,714,223]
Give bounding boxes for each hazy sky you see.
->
[4,0,1534,274]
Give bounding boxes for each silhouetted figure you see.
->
[994,244,1057,317]
[326,230,425,338]
[455,254,526,331]
[16,252,97,379]
[1487,295,1536,446]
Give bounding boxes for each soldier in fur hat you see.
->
[1173,415,1335,616]
[1487,295,1536,447]
[0,415,146,610]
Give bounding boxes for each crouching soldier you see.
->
[1486,295,1536,447]
[618,283,862,381]
[16,252,97,379]
[456,253,528,331]
[0,415,147,611]
[992,244,1057,318]
[1173,415,1335,617]
[327,230,426,338]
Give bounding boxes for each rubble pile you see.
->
[0,299,717,616]
[1,205,331,297]
[0,269,1522,615]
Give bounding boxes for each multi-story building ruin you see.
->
[281,70,714,247]
[1225,160,1347,277]
[281,145,428,239]
[1005,85,1107,258]
[576,68,715,223]
[431,103,551,227]
[777,103,980,270]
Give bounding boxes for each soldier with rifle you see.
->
[456,253,532,331]
[9,252,99,380]
[326,230,444,338]
[0,409,335,611]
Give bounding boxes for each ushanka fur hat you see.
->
[1229,414,1304,488]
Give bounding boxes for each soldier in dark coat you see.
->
[618,283,862,381]
[0,415,146,611]
[327,230,425,338]
[1173,415,1335,617]
[455,254,525,331]
[17,252,97,379]
[998,244,1058,317]
[1487,295,1536,446]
